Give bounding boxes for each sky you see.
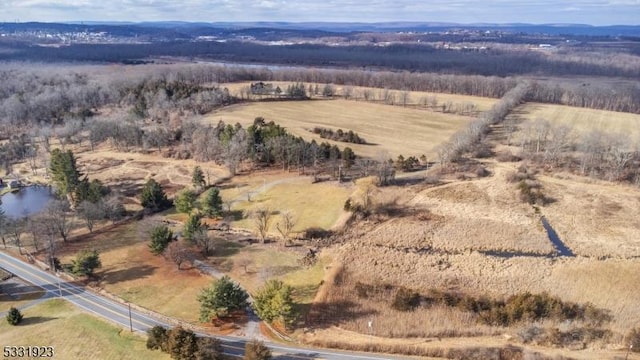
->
[1,0,638,26]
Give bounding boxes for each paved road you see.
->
[0,252,402,360]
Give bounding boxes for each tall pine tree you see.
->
[50,149,82,200]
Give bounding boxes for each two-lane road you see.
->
[0,252,402,360]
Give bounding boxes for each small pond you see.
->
[0,186,54,218]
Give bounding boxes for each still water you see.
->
[0,186,54,218]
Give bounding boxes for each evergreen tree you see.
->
[202,188,223,217]
[149,225,174,255]
[192,166,206,189]
[6,307,23,326]
[50,149,82,198]
[197,276,248,322]
[183,214,204,243]
[175,189,197,214]
[71,250,102,276]
[253,280,296,328]
[75,178,109,204]
[140,178,170,212]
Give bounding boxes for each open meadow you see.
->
[514,102,640,140]
[206,99,473,158]
[0,299,169,360]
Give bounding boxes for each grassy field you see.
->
[206,99,472,158]
[225,177,352,234]
[0,299,169,360]
[57,220,211,324]
[517,102,640,140]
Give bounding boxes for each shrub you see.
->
[71,250,102,277]
[6,307,23,325]
[391,287,421,311]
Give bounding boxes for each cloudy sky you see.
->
[1,0,638,25]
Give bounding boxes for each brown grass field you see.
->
[56,219,212,324]
[206,99,473,158]
[225,176,352,233]
[516,102,640,140]
[0,299,169,360]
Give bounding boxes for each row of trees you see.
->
[436,82,530,165]
[146,325,272,360]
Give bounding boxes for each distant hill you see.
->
[2,21,638,37]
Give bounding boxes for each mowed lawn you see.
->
[519,102,640,140]
[58,221,211,324]
[206,99,473,158]
[0,299,169,360]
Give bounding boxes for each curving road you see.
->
[0,251,402,360]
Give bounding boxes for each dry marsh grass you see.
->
[0,299,169,360]
[206,99,472,158]
[538,172,640,258]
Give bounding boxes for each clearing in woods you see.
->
[206,99,474,158]
[0,299,169,360]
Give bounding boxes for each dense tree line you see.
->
[3,40,639,80]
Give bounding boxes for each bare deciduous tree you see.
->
[275,211,296,246]
[249,208,273,244]
[165,241,188,270]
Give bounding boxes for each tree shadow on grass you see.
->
[302,300,379,331]
[212,240,245,257]
[20,316,57,326]
[99,264,158,285]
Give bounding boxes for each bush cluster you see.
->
[353,282,609,327]
[311,127,367,144]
